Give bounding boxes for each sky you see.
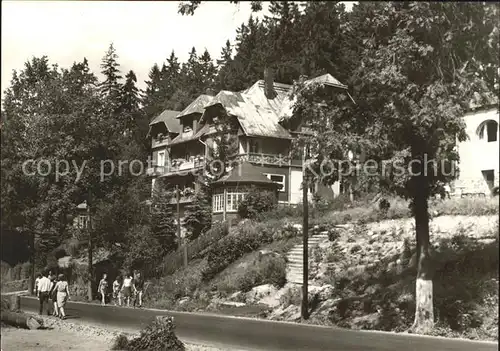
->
[1,1,355,97]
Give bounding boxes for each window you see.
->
[265,173,285,192]
[157,151,165,167]
[213,193,224,213]
[183,119,193,133]
[249,139,261,154]
[477,120,498,142]
[226,188,247,212]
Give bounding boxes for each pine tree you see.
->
[100,43,122,103]
[151,188,178,254]
[215,40,234,90]
[142,63,163,119]
[120,70,146,142]
[199,49,217,92]
[183,184,212,241]
[160,51,182,110]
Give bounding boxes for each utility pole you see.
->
[348,150,355,203]
[29,230,35,296]
[301,147,309,320]
[87,191,93,302]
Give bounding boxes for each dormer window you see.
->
[183,123,193,133]
[249,139,261,154]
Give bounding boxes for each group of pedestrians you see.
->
[98,270,146,308]
[34,270,70,319]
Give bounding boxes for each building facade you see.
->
[455,106,499,196]
[147,72,351,221]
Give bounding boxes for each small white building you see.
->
[455,105,499,196]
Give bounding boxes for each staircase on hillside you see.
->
[286,231,329,285]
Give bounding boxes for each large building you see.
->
[454,105,499,196]
[146,71,351,220]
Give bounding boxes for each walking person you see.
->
[133,271,145,308]
[49,274,59,316]
[37,271,52,315]
[112,276,122,306]
[34,273,42,297]
[121,273,134,307]
[55,274,70,320]
[98,273,108,306]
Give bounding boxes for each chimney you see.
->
[264,67,276,99]
[205,88,215,96]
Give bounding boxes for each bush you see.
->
[202,221,274,281]
[123,316,185,351]
[235,255,287,292]
[111,334,130,350]
[238,187,277,219]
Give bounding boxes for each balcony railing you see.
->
[236,153,301,167]
[147,156,206,177]
[169,157,205,173]
[152,136,169,148]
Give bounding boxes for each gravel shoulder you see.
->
[0,314,229,351]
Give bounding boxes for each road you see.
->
[18,296,498,351]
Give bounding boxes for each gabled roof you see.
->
[165,73,348,144]
[203,82,293,139]
[177,94,213,119]
[149,109,182,134]
[212,161,279,187]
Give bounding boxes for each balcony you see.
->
[236,153,301,167]
[152,136,169,149]
[168,156,206,173]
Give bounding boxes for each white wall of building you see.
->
[455,107,499,194]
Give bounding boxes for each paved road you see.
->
[18,296,498,351]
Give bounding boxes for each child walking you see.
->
[112,276,122,306]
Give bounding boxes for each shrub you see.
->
[111,334,130,350]
[236,255,287,292]
[238,187,277,219]
[202,221,274,281]
[125,316,185,351]
[379,198,391,214]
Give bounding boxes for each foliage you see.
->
[183,186,212,241]
[150,188,178,254]
[121,316,185,351]
[235,254,287,293]
[237,187,277,219]
[122,225,163,275]
[202,220,274,281]
[100,43,122,103]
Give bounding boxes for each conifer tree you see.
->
[142,63,163,119]
[151,187,178,253]
[100,43,122,103]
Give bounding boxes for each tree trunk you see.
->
[29,231,35,296]
[411,169,434,334]
[87,192,93,302]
